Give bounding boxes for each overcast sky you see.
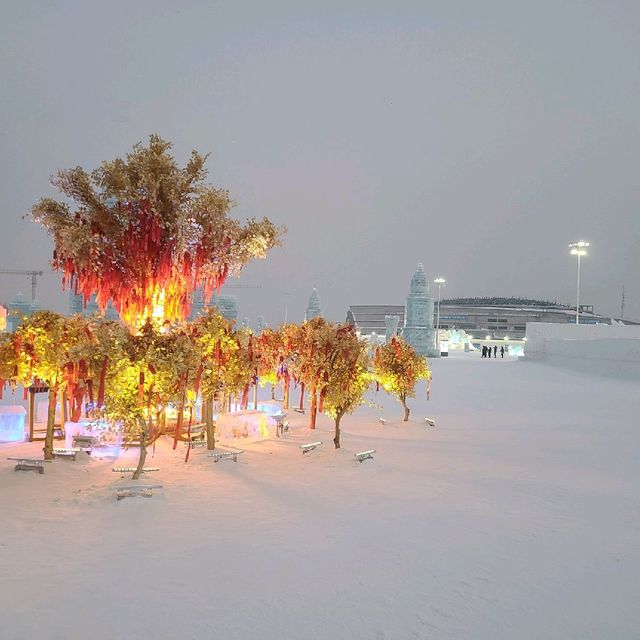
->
[1,0,639,325]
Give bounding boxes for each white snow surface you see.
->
[2,352,639,639]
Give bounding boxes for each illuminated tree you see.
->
[372,337,431,421]
[192,308,235,450]
[31,135,284,328]
[322,325,371,449]
[7,312,88,459]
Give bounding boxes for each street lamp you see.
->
[569,241,589,325]
[434,277,446,353]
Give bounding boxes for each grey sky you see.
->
[1,0,639,325]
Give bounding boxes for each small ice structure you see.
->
[216,411,272,442]
[0,406,27,443]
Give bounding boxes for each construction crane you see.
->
[0,270,44,303]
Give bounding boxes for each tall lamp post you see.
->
[434,277,446,352]
[569,241,589,325]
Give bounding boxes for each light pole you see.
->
[434,277,445,352]
[569,241,589,325]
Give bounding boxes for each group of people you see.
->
[481,344,506,359]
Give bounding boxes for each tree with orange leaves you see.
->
[321,324,371,449]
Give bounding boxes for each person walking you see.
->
[493,345,497,358]
[487,345,491,358]
[500,345,505,358]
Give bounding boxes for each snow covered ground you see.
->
[2,352,639,639]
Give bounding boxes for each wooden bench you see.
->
[424,418,436,428]
[8,457,48,474]
[300,441,322,454]
[209,450,244,463]
[293,408,305,414]
[52,448,81,461]
[112,467,160,477]
[354,449,375,463]
[378,417,386,425]
[115,483,163,500]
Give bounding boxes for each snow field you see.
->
[1,352,639,639]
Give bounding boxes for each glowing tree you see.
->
[322,325,371,449]
[192,308,235,450]
[31,135,283,328]
[254,328,282,403]
[7,312,89,459]
[373,337,431,422]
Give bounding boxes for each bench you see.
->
[8,457,48,474]
[72,435,102,450]
[186,425,206,441]
[300,441,322,454]
[293,408,305,414]
[354,449,375,463]
[115,483,163,500]
[209,450,244,463]
[378,417,386,425]
[184,440,207,448]
[52,448,81,461]
[112,467,160,477]
[424,418,436,428]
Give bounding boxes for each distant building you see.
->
[68,291,120,321]
[5,292,37,332]
[347,296,634,342]
[210,293,238,324]
[305,288,322,322]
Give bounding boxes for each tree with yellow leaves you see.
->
[372,337,431,422]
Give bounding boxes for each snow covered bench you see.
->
[354,449,375,463]
[209,450,244,463]
[53,448,81,461]
[115,483,163,500]
[300,441,322,454]
[8,457,47,474]
[424,418,436,428]
[294,408,305,414]
[112,466,160,477]
[378,418,386,425]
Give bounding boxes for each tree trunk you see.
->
[401,395,410,422]
[333,412,343,449]
[43,386,58,461]
[28,387,35,443]
[283,379,289,409]
[173,379,188,450]
[184,405,194,463]
[309,384,317,430]
[132,424,147,480]
[299,382,305,410]
[271,385,275,400]
[253,382,258,410]
[205,397,216,451]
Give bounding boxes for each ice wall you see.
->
[524,323,640,378]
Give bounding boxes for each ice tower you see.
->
[305,288,322,322]
[402,264,437,357]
